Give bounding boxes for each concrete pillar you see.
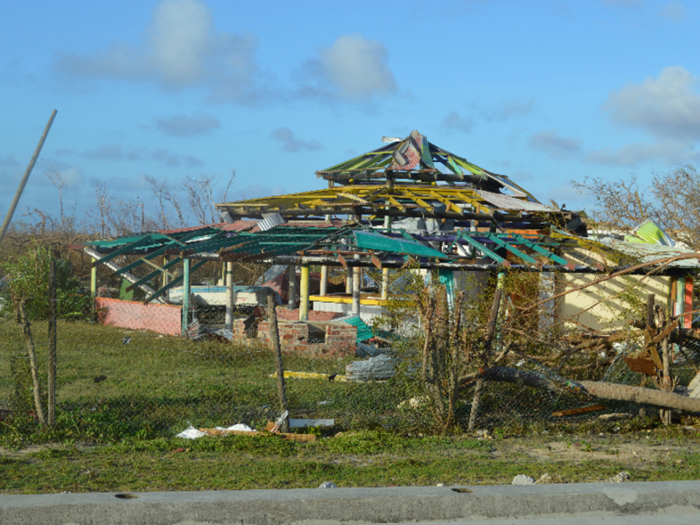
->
[352,266,361,316]
[288,265,297,309]
[320,265,328,296]
[299,264,310,321]
[345,267,352,295]
[181,259,191,337]
[225,261,234,330]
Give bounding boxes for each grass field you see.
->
[2,428,700,493]
[2,319,700,494]
[0,319,421,446]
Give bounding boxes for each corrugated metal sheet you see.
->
[354,230,448,258]
[474,190,558,213]
[336,315,374,342]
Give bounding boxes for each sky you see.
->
[1,0,699,229]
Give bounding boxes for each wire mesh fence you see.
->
[1,256,699,448]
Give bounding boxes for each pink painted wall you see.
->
[96,297,182,336]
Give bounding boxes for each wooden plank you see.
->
[552,405,605,417]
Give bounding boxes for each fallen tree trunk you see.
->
[463,366,700,413]
[579,381,700,413]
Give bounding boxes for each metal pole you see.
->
[181,259,191,337]
[299,264,310,321]
[0,110,57,246]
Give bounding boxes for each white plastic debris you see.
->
[216,424,254,432]
[318,482,338,489]
[176,426,207,439]
[512,475,535,485]
[176,423,254,440]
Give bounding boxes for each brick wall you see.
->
[257,320,356,357]
[276,309,342,322]
[95,297,181,336]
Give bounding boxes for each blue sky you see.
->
[1,0,699,228]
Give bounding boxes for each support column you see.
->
[352,265,361,317]
[299,264,310,321]
[225,261,234,330]
[90,265,97,298]
[320,265,328,296]
[288,265,297,309]
[163,256,170,286]
[181,259,191,337]
[381,212,391,301]
[345,267,353,295]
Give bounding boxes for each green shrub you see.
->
[0,247,92,320]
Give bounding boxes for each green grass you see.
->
[3,319,700,494]
[3,429,700,494]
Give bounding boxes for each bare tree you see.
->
[574,165,700,248]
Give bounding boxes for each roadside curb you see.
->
[2,481,700,524]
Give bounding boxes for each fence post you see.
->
[267,293,289,432]
[468,282,504,431]
[181,259,191,337]
[47,255,57,427]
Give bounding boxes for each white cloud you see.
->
[153,112,220,137]
[662,1,687,20]
[481,99,534,121]
[528,130,582,159]
[54,0,264,104]
[585,140,700,166]
[270,128,323,152]
[82,144,203,168]
[298,34,397,102]
[441,111,473,133]
[604,66,700,139]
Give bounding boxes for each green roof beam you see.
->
[457,233,511,267]
[91,235,154,268]
[488,235,538,265]
[143,259,207,305]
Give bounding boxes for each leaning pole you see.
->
[0,109,58,246]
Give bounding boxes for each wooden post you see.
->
[18,300,46,426]
[320,265,328,296]
[268,294,289,433]
[225,261,234,330]
[47,256,57,427]
[288,265,297,309]
[468,286,504,431]
[299,264,310,321]
[181,259,191,337]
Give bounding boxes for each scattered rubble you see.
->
[512,475,535,485]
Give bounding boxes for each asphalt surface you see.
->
[2,481,700,524]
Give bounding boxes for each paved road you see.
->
[3,482,700,524]
[364,516,700,525]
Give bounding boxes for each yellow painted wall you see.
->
[555,273,668,331]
